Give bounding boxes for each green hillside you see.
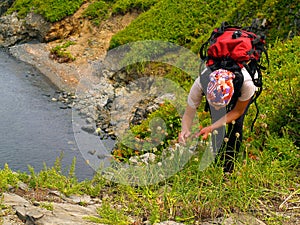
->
[110,0,300,50]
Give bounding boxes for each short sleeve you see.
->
[187,76,204,109]
[239,67,256,101]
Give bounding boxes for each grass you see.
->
[0,145,298,224]
[6,0,84,22]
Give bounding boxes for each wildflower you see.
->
[260,114,267,119]
[169,123,173,128]
[160,141,164,145]
[232,120,236,125]
[156,126,162,131]
[95,128,101,135]
[157,162,162,167]
[235,132,240,138]
[159,174,164,179]
[213,130,218,135]
[224,137,229,143]
[194,157,199,162]
[152,147,158,153]
[261,123,268,129]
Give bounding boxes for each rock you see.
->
[66,194,92,205]
[25,12,51,41]
[202,213,267,225]
[0,11,51,47]
[154,221,185,225]
[81,124,95,134]
[2,193,30,207]
[0,12,26,47]
[17,181,28,192]
[2,193,103,225]
[0,0,14,16]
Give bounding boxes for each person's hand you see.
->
[198,125,212,140]
[178,130,190,144]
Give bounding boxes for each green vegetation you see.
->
[82,0,111,26]
[6,0,158,24]
[109,0,300,50]
[6,0,84,22]
[49,40,76,63]
[111,0,158,15]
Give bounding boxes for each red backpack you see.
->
[200,21,269,130]
[200,21,269,88]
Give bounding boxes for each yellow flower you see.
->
[232,120,236,125]
[224,137,229,143]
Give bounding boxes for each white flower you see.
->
[232,120,236,125]
[157,162,162,167]
[152,147,158,152]
[213,130,218,135]
[261,123,268,129]
[235,132,240,138]
[156,126,162,131]
[224,137,229,143]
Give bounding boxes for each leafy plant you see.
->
[49,40,76,63]
[112,0,158,15]
[82,0,111,26]
[85,201,131,224]
[7,0,84,22]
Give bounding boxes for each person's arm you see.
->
[178,105,197,144]
[199,98,251,139]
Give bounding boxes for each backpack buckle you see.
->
[232,30,242,39]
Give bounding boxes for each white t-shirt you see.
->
[187,67,256,109]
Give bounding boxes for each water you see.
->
[0,49,94,181]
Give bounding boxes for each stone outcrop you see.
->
[0,12,51,47]
[1,192,103,225]
[1,192,268,225]
[0,0,14,17]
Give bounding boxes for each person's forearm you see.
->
[181,105,197,131]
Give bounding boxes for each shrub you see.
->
[82,0,111,26]
[7,0,84,22]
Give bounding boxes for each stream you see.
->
[0,48,94,181]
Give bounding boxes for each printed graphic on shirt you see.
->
[207,69,235,108]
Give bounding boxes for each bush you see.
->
[7,0,84,22]
[112,0,158,15]
[82,0,111,26]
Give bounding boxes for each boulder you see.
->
[0,12,51,47]
[0,0,14,16]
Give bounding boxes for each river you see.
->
[0,48,94,181]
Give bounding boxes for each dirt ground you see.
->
[45,2,139,89]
